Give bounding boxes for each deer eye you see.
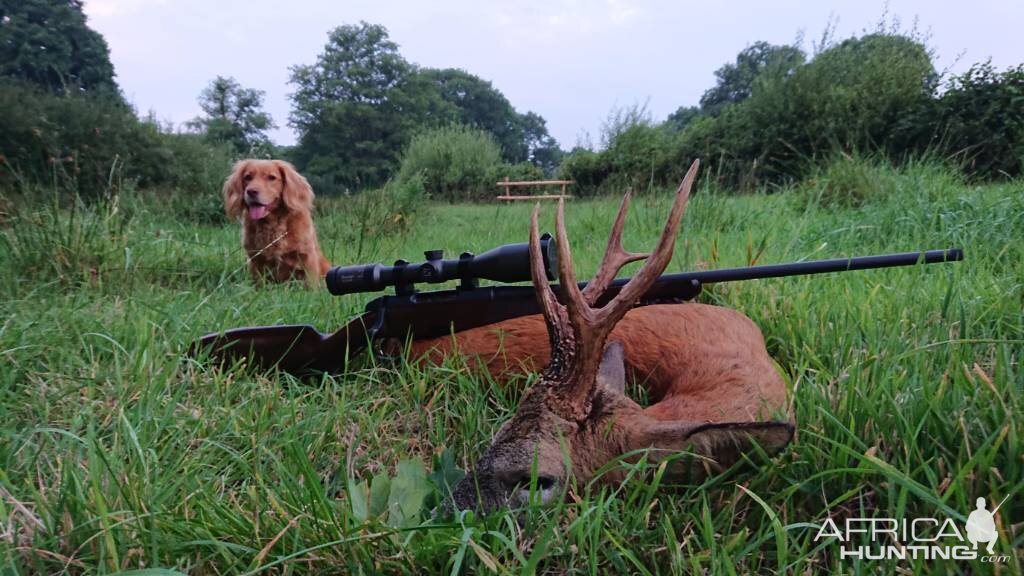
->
[511,475,559,506]
[506,474,556,491]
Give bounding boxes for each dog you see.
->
[223,159,330,285]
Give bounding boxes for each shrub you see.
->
[0,80,236,208]
[0,80,159,196]
[798,154,900,207]
[673,33,936,189]
[930,63,1024,178]
[491,161,543,184]
[561,104,683,196]
[330,175,426,259]
[395,125,503,201]
[557,148,611,197]
[565,30,945,193]
[150,132,236,223]
[603,123,673,191]
[799,153,964,207]
[600,105,677,193]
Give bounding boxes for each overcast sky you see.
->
[82,0,1022,148]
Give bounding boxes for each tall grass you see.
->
[0,160,1021,573]
[797,153,965,207]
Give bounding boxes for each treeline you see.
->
[0,79,235,199]
[560,32,1024,194]
[289,22,561,193]
[0,5,560,200]
[0,0,235,202]
[1,3,1021,204]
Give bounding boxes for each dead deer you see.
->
[409,304,785,423]
[446,160,794,512]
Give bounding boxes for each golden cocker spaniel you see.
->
[223,159,330,285]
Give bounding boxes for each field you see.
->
[1,161,1021,574]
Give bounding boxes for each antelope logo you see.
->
[448,160,794,512]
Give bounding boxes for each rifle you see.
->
[190,239,963,374]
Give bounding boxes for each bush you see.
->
[604,123,674,190]
[150,132,236,223]
[395,125,503,201]
[0,80,236,209]
[371,174,426,233]
[563,30,951,193]
[490,162,543,186]
[673,33,936,189]
[559,125,677,196]
[560,104,681,196]
[798,154,901,207]
[929,63,1024,178]
[799,153,964,207]
[330,175,426,258]
[557,148,611,197]
[0,80,160,196]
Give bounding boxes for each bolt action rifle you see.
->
[191,237,962,374]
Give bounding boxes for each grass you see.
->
[0,160,1021,574]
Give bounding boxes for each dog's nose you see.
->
[245,188,258,198]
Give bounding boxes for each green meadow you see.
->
[1,159,1021,574]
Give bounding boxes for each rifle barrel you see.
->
[602,248,963,291]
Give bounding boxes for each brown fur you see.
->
[445,162,793,513]
[410,304,786,424]
[223,159,330,285]
[445,329,793,512]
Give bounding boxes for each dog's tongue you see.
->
[248,204,269,220]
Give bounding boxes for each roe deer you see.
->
[447,160,794,512]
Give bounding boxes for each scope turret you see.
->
[326,234,558,296]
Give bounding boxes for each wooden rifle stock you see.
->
[190,312,378,374]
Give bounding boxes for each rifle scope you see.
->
[327,234,558,296]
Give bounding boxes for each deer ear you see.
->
[682,421,793,466]
[632,420,793,477]
[596,340,626,395]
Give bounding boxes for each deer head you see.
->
[449,160,793,512]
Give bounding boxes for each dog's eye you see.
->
[267,175,277,181]
[243,174,253,181]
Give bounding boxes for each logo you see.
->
[965,496,1001,555]
[814,495,1011,563]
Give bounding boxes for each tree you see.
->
[419,68,523,159]
[288,22,452,189]
[917,62,1021,178]
[188,76,275,152]
[0,0,119,95]
[517,111,562,174]
[289,22,563,188]
[674,32,936,187]
[420,68,562,171]
[663,105,700,132]
[699,41,804,115]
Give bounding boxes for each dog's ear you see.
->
[223,160,249,220]
[276,160,314,213]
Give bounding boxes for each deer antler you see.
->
[528,160,700,420]
[580,190,649,306]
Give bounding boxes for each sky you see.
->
[82,0,1022,149]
